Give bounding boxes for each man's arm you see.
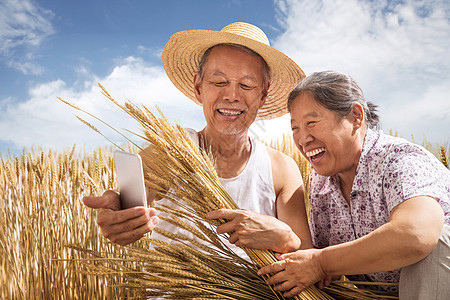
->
[268,147,313,251]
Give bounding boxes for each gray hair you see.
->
[197,43,271,90]
[287,70,380,129]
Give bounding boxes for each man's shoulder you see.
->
[182,128,199,146]
[264,145,296,167]
[264,145,302,186]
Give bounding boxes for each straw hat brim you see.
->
[162,29,305,120]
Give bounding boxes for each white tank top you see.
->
[185,128,276,215]
[151,128,277,259]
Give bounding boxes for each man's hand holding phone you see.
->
[82,151,159,246]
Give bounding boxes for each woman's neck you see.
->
[338,128,367,204]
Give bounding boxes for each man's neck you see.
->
[199,127,252,178]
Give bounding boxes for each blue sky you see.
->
[1,0,449,155]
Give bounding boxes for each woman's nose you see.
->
[296,130,313,148]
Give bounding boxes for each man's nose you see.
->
[223,82,241,101]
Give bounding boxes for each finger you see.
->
[104,210,157,235]
[257,260,286,276]
[216,221,238,235]
[206,209,237,220]
[284,286,304,298]
[316,279,325,289]
[106,219,156,246]
[97,207,150,227]
[148,207,157,217]
[265,271,288,286]
[228,231,239,244]
[273,280,297,293]
[83,190,120,210]
[235,237,254,249]
[275,252,287,261]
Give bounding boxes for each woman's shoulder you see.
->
[368,130,439,166]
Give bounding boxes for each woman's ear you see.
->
[193,72,203,104]
[351,103,364,129]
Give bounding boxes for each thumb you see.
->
[82,190,121,211]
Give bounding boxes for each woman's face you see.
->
[290,92,361,178]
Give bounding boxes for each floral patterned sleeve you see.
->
[382,145,450,223]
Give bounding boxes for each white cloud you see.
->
[0,57,204,153]
[273,0,450,143]
[0,0,54,74]
[137,45,163,58]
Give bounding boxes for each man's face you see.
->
[194,46,268,136]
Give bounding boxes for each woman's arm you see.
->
[258,196,444,297]
[321,196,444,276]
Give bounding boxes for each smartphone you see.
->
[114,150,147,209]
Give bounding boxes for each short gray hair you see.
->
[287,71,380,129]
[197,43,271,90]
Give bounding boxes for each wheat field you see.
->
[0,133,448,299]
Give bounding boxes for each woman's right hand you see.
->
[82,190,159,246]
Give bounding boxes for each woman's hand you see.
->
[257,249,327,298]
[83,190,159,246]
[206,208,301,253]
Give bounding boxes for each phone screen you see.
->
[114,150,147,209]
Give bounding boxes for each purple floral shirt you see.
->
[309,129,450,289]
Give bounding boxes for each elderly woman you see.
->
[257,71,450,299]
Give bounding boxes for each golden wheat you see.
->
[0,145,146,299]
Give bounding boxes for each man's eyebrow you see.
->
[241,74,258,82]
[211,71,226,77]
[210,71,258,82]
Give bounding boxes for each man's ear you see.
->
[351,103,364,130]
[259,81,270,109]
[193,72,203,104]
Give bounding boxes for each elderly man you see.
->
[83,22,312,254]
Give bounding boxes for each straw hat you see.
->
[162,22,305,120]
